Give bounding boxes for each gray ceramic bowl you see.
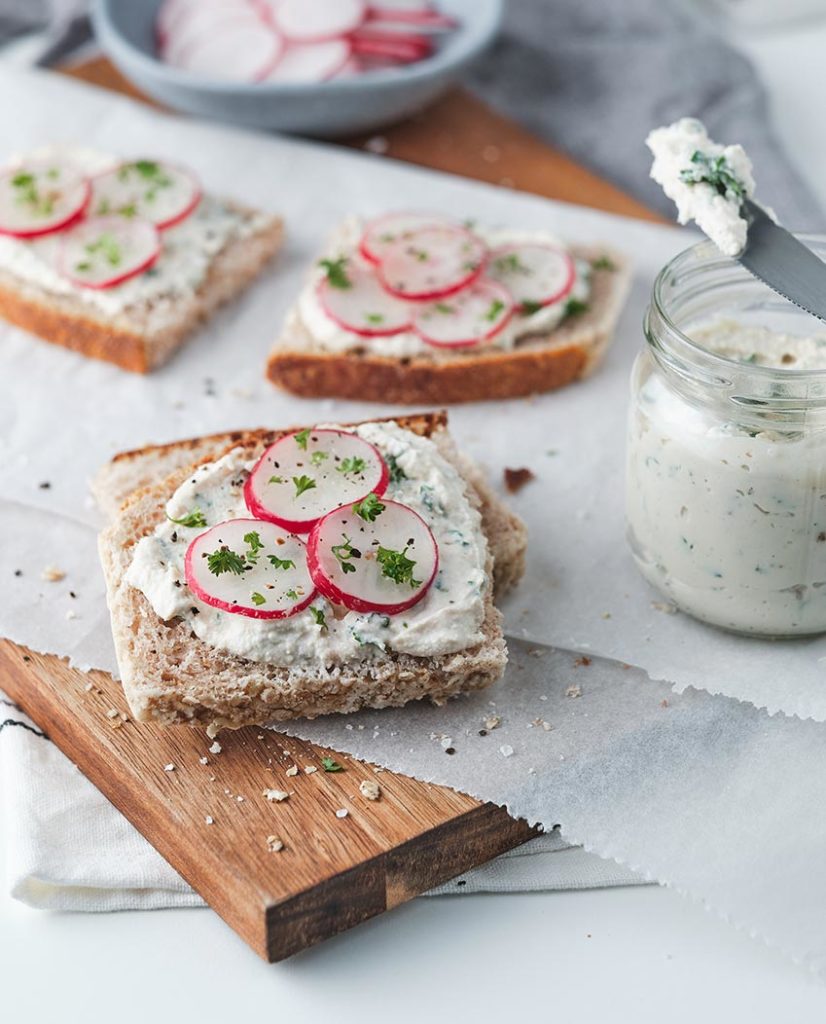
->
[92,0,503,138]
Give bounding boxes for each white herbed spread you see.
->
[126,422,490,665]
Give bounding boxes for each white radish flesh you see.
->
[90,160,201,230]
[172,20,282,81]
[318,258,411,336]
[359,210,456,264]
[160,4,264,65]
[308,499,438,614]
[413,278,513,348]
[377,224,487,300]
[262,39,352,83]
[275,0,367,41]
[245,429,389,533]
[59,216,161,290]
[184,518,316,620]
[0,162,90,239]
[487,243,575,311]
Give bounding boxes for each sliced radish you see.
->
[275,0,366,41]
[245,429,389,533]
[351,30,432,62]
[0,162,90,239]
[319,259,411,337]
[413,278,514,349]
[308,499,438,615]
[184,518,316,620]
[160,2,263,64]
[487,243,576,312]
[172,20,282,81]
[377,224,487,301]
[262,38,352,83]
[359,210,456,264]
[59,216,161,290]
[90,160,201,230]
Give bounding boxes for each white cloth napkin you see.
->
[0,691,644,912]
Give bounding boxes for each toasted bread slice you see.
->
[96,413,527,732]
[0,201,283,373]
[266,244,631,404]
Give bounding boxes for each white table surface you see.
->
[4,17,826,1021]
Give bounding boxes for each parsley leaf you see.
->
[294,428,311,450]
[310,450,329,467]
[519,299,543,316]
[310,607,327,628]
[484,298,506,322]
[332,535,358,574]
[679,150,746,201]
[337,456,366,476]
[244,530,264,564]
[377,545,420,588]
[592,255,616,271]
[251,592,266,607]
[293,474,317,498]
[385,454,406,483]
[564,298,589,317]
[268,554,296,570]
[165,508,207,529]
[319,257,352,289]
[206,546,247,576]
[268,475,285,484]
[352,492,385,522]
[321,756,343,772]
[286,588,299,600]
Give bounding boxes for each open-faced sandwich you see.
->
[266,212,631,403]
[96,412,526,732]
[0,148,283,371]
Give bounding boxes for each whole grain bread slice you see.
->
[266,244,631,405]
[97,412,527,733]
[0,201,283,373]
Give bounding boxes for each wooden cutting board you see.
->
[0,59,659,962]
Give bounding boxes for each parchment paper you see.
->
[4,65,826,971]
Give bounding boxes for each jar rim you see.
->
[650,234,826,381]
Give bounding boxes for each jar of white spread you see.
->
[626,237,826,637]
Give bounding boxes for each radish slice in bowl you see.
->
[184,518,316,620]
[245,428,389,533]
[59,216,161,290]
[319,258,412,337]
[487,243,576,312]
[90,160,201,230]
[377,224,487,300]
[262,39,352,83]
[0,162,90,239]
[172,19,282,81]
[359,210,457,264]
[275,0,366,41]
[308,498,438,614]
[413,278,513,348]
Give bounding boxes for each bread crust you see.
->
[266,245,631,404]
[97,413,527,732]
[0,207,284,373]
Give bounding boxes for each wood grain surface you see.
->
[0,57,651,961]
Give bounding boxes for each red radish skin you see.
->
[377,224,487,301]
[245,429,389,533]
[184,518,317,620]
[487,242,576,311]
[307,500,438,615]
[90,161,202,231]
[359,210,456,264]
[351,31,432,62]
[59,216,162,290]
[318,259,412,337]
[0,163,91,240]
[413,278,514,349]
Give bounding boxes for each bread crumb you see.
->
[304,765,317,774]
[499,744,514,758]
[209,741,222,754]
[483,714,501,731]
[106,708,119,719]
[651,600,678,615]
[263,789,289,802]
[163,763,175,772]
[199,756,209,765]
[66,609,77,620]
[41,565,66,582]
[267,835,284,852]
[574,656,592,668]
[359,779,381,801]
[285,765,299,777]
[205,816,214,825]
[365,135,389,155]
[504,467,535,494]
[83,681,93,692]
[565,685,582,698]
[335,808,349,819]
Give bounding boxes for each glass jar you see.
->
[626,236,826,637]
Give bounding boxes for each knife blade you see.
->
[738,199,826,323]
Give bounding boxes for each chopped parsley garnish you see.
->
[484,298,506,322]
[494,253,528,274]
[310,607,327,628]
[166,508,207,528]
[332,535,358,574]
[310,450,329,466]
[434,302,456,314]
[319,257,352,289]
[679,150,746,201]
[365,313,385,325]
[352,492,385,522]
[337,456,366,476]
[321,756,343,772]
[244,531,264,564]
[251,592,266,607]
[385,454,406,483]
[564,298,589,317]
[268,474,285,484]
[293,474,316,498]
[84,232,122,267]
[294,428,311,450]
[519,299,543,316]
[377,545,420,588]
[286,588,299,600]
[206,546,247,576]
[592,255,617,271]
[268,554,296,570]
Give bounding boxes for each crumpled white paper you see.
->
[5,65,826,972]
